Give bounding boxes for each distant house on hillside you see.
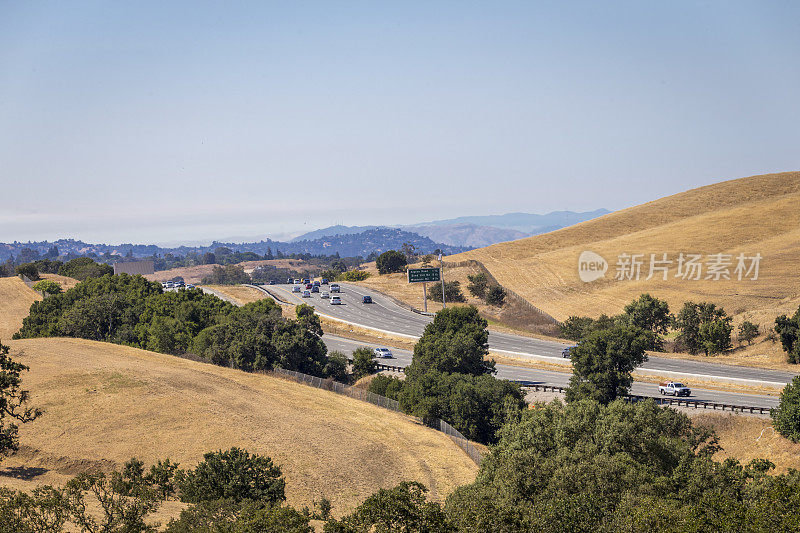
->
[113,260,154,276]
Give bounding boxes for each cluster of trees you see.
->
[368,307,525,444]
[0,448,322,532]
[13,257,114,282]
[561,294,741,356]
[201,264,251,285]
[13,274,338,377]
[466,272,506,306]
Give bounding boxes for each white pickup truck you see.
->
[658,382,691,397]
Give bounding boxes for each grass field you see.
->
[446,171,800,369]
[691,412,800,474]
[0,338,478,517]
[202,284,269,306]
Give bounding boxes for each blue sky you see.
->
[1,1,798,244]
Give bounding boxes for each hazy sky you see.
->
[2,1,799,244]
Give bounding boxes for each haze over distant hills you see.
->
[291,209,610,248]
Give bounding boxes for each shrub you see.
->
[399,370,524,444]
[773,376,800,442]
[201,264,250,285]
[351,347,376,380]
[339,270,370,282]
[426,281,466,303]
[15,263,39,281]
[323,351,349,383]
[466,273,488,298]
[178,448,285,504]
[367,374,404,400]
[738,320,760,345]
[775,307,800,363]
[58,257,113,280]
[32,279,62,295]
[485,285,506,306]
[375,250,407,275]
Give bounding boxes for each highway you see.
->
[260,282,796,388]
[322,334,780,410]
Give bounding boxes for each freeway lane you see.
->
[262,282,797,386]
[322,334,780,410]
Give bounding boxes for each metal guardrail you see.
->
[518,383,773,415]
[273,367,482,465]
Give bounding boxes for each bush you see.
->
[367,374,404,400]
[426,281,466,303]
[201,264,250,285]
[399,370,524,444]
[178,448,285,504]
[15,263,39,281]
[58,257,113,280]
[775,307,800,363]
[738,320,760,345]
[339,270,369,282]
[773,376,800,442]
[375,250,407,275]
[323,351,349,383]
[32,280,62,295]
[485,285,506,306]
[351,347,376,380]
[325,482,451,532]
[466,273,488,298]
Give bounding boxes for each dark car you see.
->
[362,295,372,304]
[321,278,329,285]
[311,286,319,293]
[313,280,320,287]
[562,346,576,358]
[287,278,294,284]
[268,280,276,285]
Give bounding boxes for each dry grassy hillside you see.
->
[0,276,39,339]
[0,338,477,516]
[0,281,477,517]
[451,172,800,356]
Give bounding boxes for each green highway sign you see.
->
[408,267,440,283]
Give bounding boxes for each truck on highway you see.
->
[658,382,691,396]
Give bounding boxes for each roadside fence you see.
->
[272,367,483,465]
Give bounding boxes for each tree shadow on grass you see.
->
[0,465,48,480]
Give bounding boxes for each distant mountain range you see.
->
[1,209,609,263]
[290,209,610,248]
[0,229,466,263]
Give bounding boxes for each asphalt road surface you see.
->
[260,282,796,388]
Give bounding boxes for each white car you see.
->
[373,348,393,359]
[330,295,342,305]
[302,290,311,298]
[330,283,340,293]
[320,291,330,299]
[292,286,301,293]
